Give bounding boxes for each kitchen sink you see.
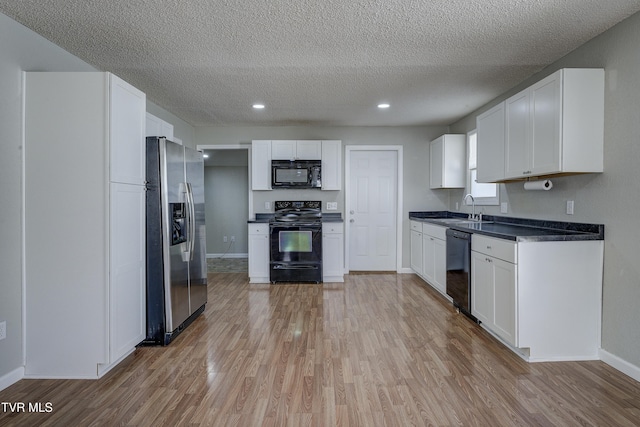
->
[434,218,494,225]
[433,218,471,224]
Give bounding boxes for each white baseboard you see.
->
[0,366,24,392]
[398,267,414,274]
[206,253,248,259]
[599,349,640,383]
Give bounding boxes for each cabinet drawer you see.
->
[248,223,269,235]
[410,221,423,232]
[472,234,517,263]
[422,223,447,240]
[323,223,343,234]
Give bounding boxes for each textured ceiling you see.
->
[2,0,640,127]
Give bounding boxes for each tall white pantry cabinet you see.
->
[24,72,147,378]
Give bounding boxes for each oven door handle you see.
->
[272,264,320,270]
[270,224,321,229]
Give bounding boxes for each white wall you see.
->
[449,12,640,370]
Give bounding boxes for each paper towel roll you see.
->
[524,179,553,191]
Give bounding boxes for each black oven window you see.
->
[279,231,313,252]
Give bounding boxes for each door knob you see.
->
[350,219,355,223]
[350,210,354,214]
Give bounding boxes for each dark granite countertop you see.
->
[409,211,604,242]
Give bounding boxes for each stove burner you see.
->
[272,201,322,224]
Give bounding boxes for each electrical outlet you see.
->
[231,236,235,242]
[265,201,271,210]
[0,321,6,341]
[566,200,575,215]
[326,202,338,211]
[500,202,508,214]
[223,236,228,243]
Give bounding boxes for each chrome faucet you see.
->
[463,193,481,221]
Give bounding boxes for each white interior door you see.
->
[347,150,398,271]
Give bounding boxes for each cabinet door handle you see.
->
[486,246,492,250]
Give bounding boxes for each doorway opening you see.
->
[197,144,251,273]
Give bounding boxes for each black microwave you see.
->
[272,160,321,188]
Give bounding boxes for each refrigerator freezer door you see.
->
[163,140,191,331]
[185,146,208,311]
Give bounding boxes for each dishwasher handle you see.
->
[446,229,472,241]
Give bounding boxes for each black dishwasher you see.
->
[446,228,476,321]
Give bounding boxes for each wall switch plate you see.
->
[500,202,508,214]
[231,236,235,242]
[0,321,6,341]
[566,200,575,215]
[326,202,338,211]
[223,236,228,243]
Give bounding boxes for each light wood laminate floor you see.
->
[1,272,640,426]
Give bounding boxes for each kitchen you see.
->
[2,2,640,425]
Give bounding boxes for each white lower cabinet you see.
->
[471,245,517,347]
[322,223,344,282]
[410,228,423,274]
[410,221,447,297]
[471,234,603,361]
[248,224,270,283]
[422,233,446,295]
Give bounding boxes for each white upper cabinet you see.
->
[430,134,466,189]
[270,140,296,159]
[111,77,147,185]
[504,68,604,180]
[271,140,321,160]
[251,140,272,190]
[321,140,342,190]
[145,112,174,140]
[476,102,506,183]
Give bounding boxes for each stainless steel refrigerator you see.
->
[145,137,207,345]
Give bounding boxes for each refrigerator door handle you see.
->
[186,182,196,261]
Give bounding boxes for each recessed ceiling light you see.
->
[378,103,390,109]
[253,103,265,109]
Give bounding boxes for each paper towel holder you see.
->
[524,179,553,191]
